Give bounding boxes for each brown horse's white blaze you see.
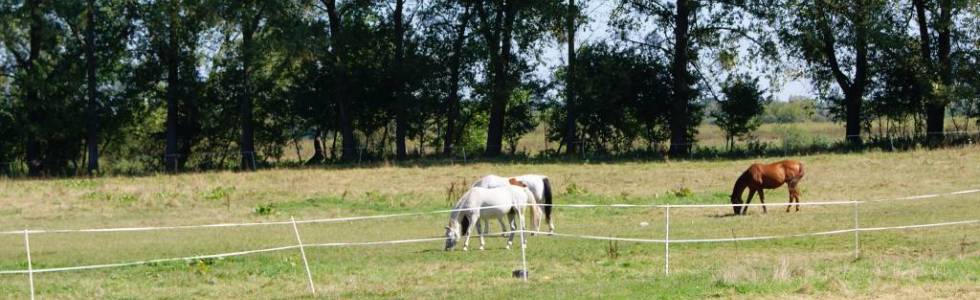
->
[731,160,805,215]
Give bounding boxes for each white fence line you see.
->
[2,188,976,236]
[0,245,301,275]
[0,236,451,276]
[2,218,973,277]
[0,186,976,299]
[524,219,978,244]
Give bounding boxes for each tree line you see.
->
[1,0,978,176]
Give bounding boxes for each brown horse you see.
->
[730,160,805,215]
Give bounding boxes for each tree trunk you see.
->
[563,0,578,155]
[164,6,179,173]
[668,0,691,157]
[85,0,99,175]
[930,0,953,142]
[393,0,408,160]
[25,0,42,177]
[329,131,338,160]
[307,128,324,164]
[293,137,303,162]
[844,89,863,145]
[816,1,866,146]
[240,13,257,170]
[915,0,948,143]
[847,2,869,146]
[485,0,515,157]
[323,0,357,161]
[444,4,472,155]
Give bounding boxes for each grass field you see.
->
[1,145,979,299]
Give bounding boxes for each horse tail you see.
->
[542,177,553,222]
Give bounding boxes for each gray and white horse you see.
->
[472,174,555,233]
[444,180,539,251]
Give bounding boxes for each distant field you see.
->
[1,145,978,298]
[271,120,980,162]
[282,122,846,160]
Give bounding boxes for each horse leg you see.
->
[491,217,505,248]
[506,211,517,249]
[789,182,801,212]
[548,213,555,234]
[758,189,767,214]
[790,183,800,212]
[477,218,486,251]
[532,205,543,235]
[463,214,478,251]
[786,187,793,213]
[795,191,801,212]
[743,189,756,215]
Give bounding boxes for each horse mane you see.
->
[449,189,474,236]
[459,215,470,236]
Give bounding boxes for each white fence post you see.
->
[24,229,35,300]
[516,205,529,282]
[290,217,317,296]
[852,202,860,259]
[664,205,670,275]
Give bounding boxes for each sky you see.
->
[535,1,815,102]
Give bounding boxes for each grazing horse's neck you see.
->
[732,172,751,199]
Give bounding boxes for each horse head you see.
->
[444,224,459,250]
[730,193,743,215]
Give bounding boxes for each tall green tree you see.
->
[1,0,48,176]
[712,76,768,150]
[133,0,212,172]
[911,0,976,142]
[318,0,359,161]
[549,43,672,153]
[2,0,132,176]
[390,0,409,160]
[616,0,775,156]
[436,1,475,156]
[215,0,294,170]
[777,0,890,145]
[476,0,558,156]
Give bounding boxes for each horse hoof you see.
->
[505,245,511,250]
[463,247,469,251]
[479,246,484,251]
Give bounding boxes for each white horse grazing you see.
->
[472,174,555,233]
[444,180,539,251]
